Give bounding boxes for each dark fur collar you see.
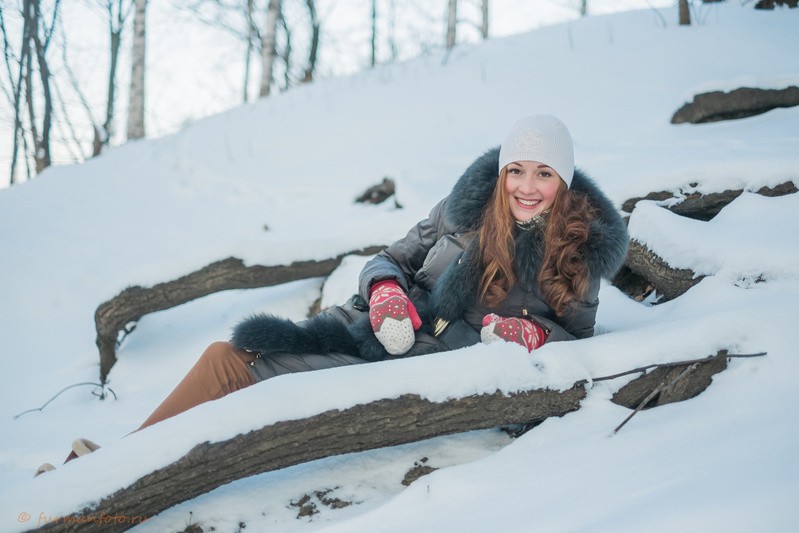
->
[444,147,628,281]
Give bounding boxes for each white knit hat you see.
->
[498,114,575,187]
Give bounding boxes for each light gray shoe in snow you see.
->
[71,438,101,457]
[34,462,56,477]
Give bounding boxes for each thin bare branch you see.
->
[580,352,767,385]
[614,363,699,434]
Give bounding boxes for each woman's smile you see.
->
[504,161,563,221]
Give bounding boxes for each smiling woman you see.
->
[125,114,629,432]
[35,115,629,476]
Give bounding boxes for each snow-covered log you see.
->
[95,246,384,384]
[32,385,587,532]
[615,181,796,301]
[32,351,740,532]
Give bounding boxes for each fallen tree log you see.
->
[33,349,753,532]
[95,246,385,384]
[32,385,587,532]
[671,86,799,124]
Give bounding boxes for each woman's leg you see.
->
[136,341,257,431]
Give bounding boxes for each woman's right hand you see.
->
[368,280,421,355]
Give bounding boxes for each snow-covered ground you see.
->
[1,4,798,531]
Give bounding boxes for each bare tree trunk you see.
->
[679,0,691,25]
[370,0,377,67]
[388,0,397,61]
[99,0,128,154]
[446,0,457,49]
[243,0,257,102]
[481,0,489,38]
[301,0,319,83]
[126,0,146,140]
[279,14,291,90]
[259,0,281,97]
[580,0,588,17]
[22,0,56,174]
[4,1,32,185]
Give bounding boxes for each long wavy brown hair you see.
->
[477,168,596,316]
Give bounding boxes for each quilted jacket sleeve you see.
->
[358,199,448,299]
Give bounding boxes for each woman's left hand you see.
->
[480,314,547,352]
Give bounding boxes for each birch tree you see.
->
[258,0,281,97]
[126,0,146,140]
[480,0,488,39]
[243,0,257,101]
[445,0,457,49]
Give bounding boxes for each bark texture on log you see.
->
[95,246,385,383]
[612,352,728,409]
[32,386,586,532]
[622,240,702,301]
[621,181,796,220]
[671,86,799,124]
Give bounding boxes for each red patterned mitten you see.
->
[480,313,547,352]
[369,280,422,355]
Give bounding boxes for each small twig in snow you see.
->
[13,382,117,419]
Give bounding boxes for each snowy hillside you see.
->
[1,4,798,532]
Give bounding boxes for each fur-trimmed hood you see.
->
[445,147,628,282]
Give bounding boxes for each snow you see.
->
[2,4,799,532]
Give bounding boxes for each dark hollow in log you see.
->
[95,246,385,384]
[32,386,586,532]
[671,86,799,124]
[611,265,656,303]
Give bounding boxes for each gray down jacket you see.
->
[231,148,629,362]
